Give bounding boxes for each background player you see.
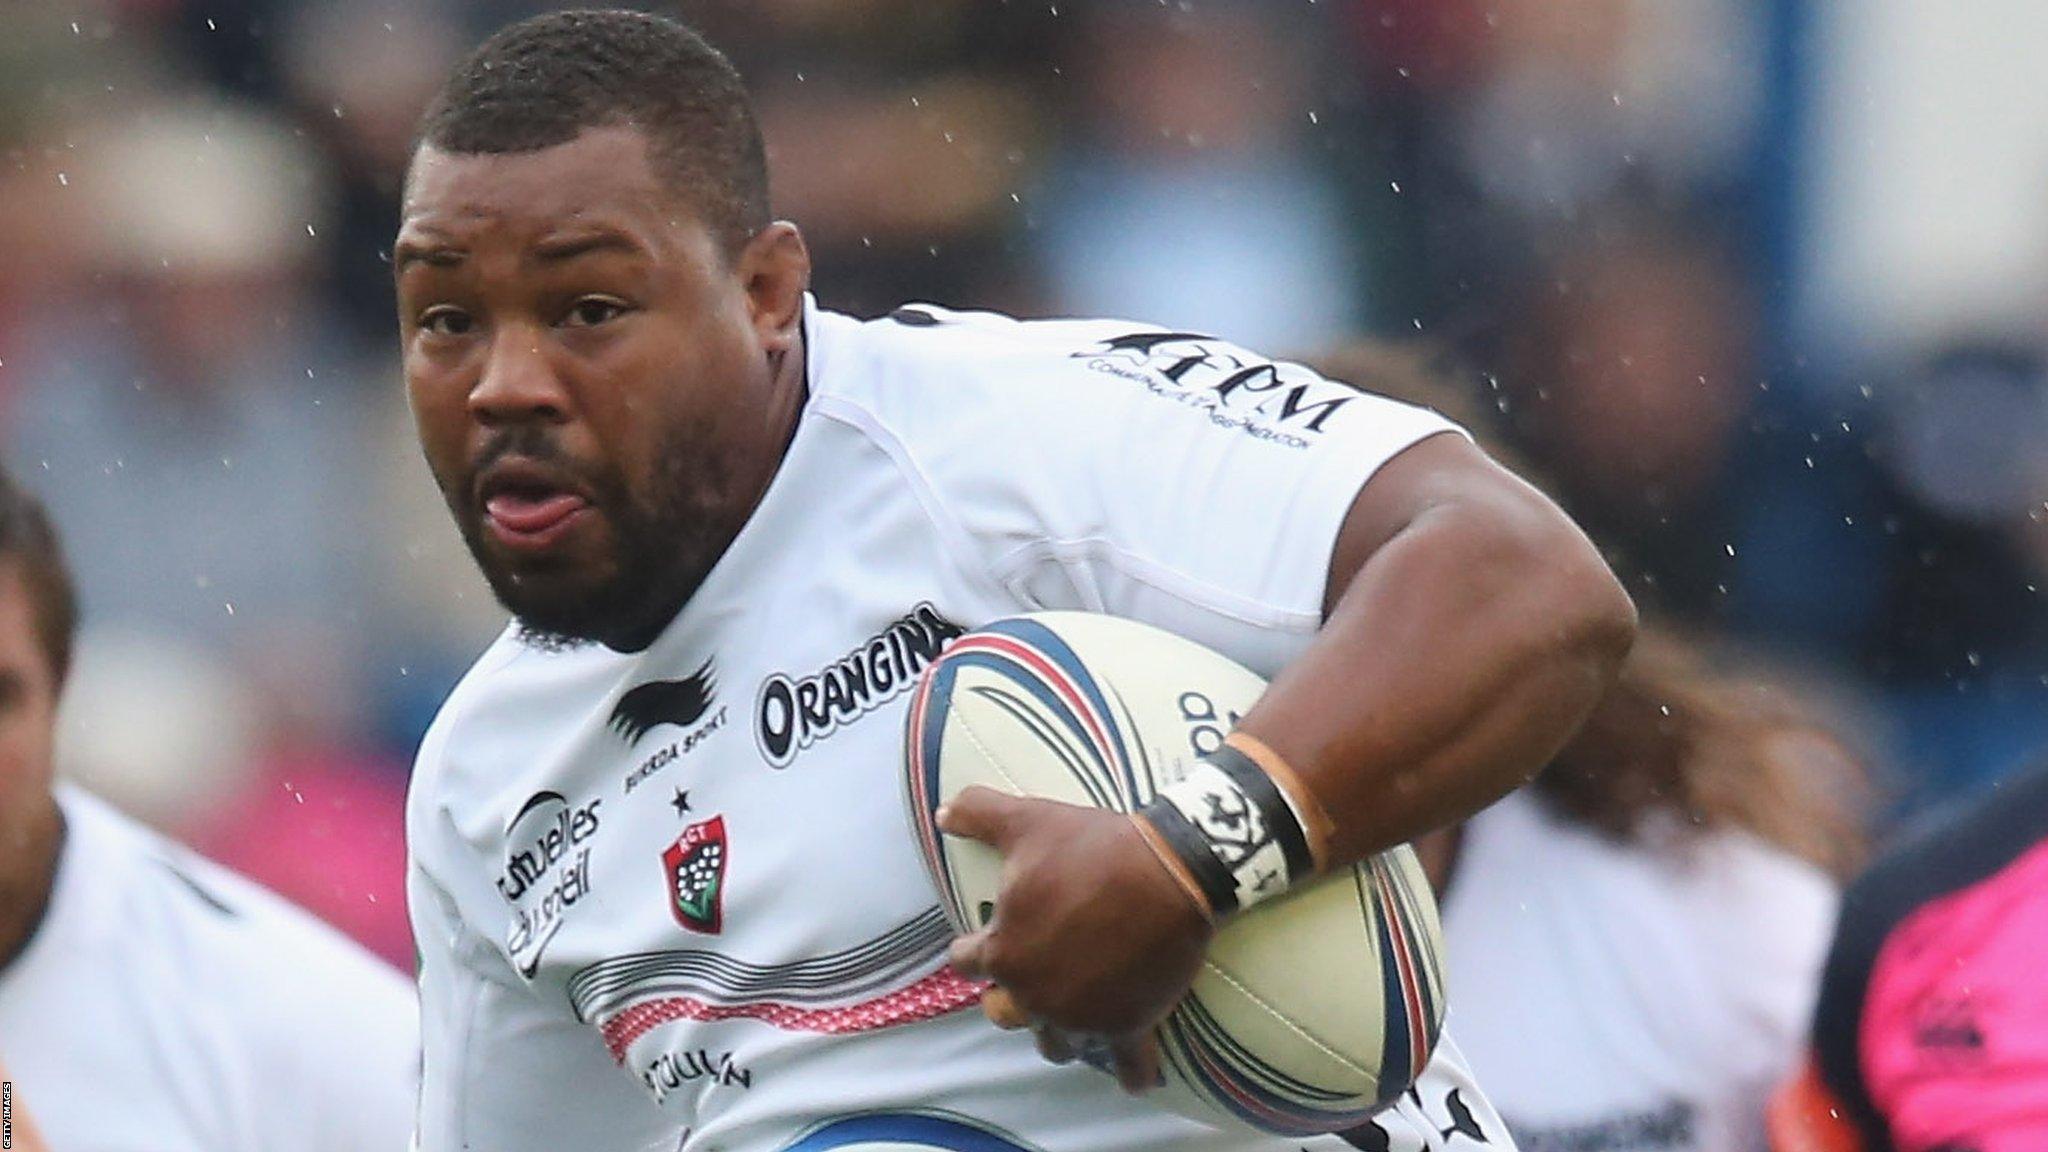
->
[0,462,418,1150]
[1326,344,1870,1150]
[1771,757,2048,1152]
[400,11,1634,1151]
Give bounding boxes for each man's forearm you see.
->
[1236,470,1636,866]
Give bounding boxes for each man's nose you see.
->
[470,330,571,425]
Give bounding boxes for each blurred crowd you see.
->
[2,0,2047,967]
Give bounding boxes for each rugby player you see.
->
[398,11,1636,1151]
[0,466,417,1149]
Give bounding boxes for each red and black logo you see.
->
[663,815,728,934]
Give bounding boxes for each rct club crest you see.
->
[663,815,727,934]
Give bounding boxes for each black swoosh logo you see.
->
[610,661,717,745]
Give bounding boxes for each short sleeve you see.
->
[1018,385,1456,677]
[893,324,1460,677]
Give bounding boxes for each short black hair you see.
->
[0,465,77,686]
[415,9,770,259]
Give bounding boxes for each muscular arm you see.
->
[944,430,1635,1088]
[1241,433,1637,865]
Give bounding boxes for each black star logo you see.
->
[671,787,692,816]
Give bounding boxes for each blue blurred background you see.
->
[4,0,2047,963]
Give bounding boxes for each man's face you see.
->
[396,127,772,649]
[0,563,59,812]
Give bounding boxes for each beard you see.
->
[442,424,733,653]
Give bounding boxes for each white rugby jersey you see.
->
[409,298,1514,1152]
[0,785,418,1151]
[1439,790,1838,1152]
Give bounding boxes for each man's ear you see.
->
[740,221,811,352]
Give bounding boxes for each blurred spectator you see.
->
[1854,341,2048,800]
[1446,0,1762,219]
[279,2,466,345]
[1495,212,1759,623]
[7,99,380,749]
[714,0,1057,317]
[1035,3,1361,353]
[1330,0,1769,332]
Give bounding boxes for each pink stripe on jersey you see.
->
[1862,837,2048,1151]
[600,967,988,1062]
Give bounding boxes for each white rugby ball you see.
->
[903,612,1447,1135]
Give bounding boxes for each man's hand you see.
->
[938,785,1213,1093]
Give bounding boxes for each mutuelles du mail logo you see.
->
[498,789,603,978]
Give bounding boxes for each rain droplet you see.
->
[1307,111,1319,125]
[55,172,67,187]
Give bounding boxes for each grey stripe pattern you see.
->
[567,906,953,1023]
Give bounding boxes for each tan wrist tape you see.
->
[1127,812,1217,925]
[1223,731,1337,873]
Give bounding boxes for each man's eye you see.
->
[562,298,628,328]
[419,307,474,337]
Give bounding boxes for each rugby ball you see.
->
[903,613,1446,1136]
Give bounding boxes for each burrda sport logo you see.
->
[754,603,963,768]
